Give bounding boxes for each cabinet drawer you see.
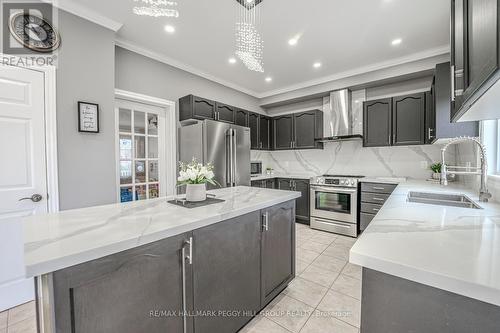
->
[360,213,376,231]
[361,192,390,204]
[361,202,383,215]
[361,182,397,194]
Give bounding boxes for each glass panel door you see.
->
[118,106,160,203]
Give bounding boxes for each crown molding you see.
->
[45,0,123,32]
[257,45,450,99]
[115,38,261,98]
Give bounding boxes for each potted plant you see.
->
[178,159,217,202]
[430,162,442,180]
[265,167,273,176]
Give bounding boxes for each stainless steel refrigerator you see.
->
[178,119,251,189]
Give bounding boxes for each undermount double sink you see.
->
[407,191,483,209]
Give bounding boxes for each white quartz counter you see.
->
[251,173,314,181]
[350,180,500,306]
[23,186,300,278]
[360,177,407,184]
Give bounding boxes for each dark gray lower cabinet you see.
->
[261,201,296,306]
[53,232,193,333]
[192,212,261,333]
[51,202,296,333]
[294,179,310,225]
[360,182,396,232]
[276,178,310,225]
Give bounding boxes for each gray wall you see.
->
[56,11,116,210]
[115,46,264,113]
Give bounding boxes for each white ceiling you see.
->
[69,0,450,98]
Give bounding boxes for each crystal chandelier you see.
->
[235,0,264,72]
[133,0,179,18]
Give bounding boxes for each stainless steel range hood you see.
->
[316,89,363,143]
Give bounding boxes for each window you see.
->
[482,119,500,175]
[116,101,166,202]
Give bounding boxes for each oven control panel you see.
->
[312,176,361,188]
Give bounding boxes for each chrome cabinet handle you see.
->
[372,197,385,201]
[181,237,193,333]
[372,208,380,212]
[451,65,455,101]
[262,212,269,231]
[184,237,193,265]
[373,187,386,190]
[19,194,43,202]
[428,128,434,140]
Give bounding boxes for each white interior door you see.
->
[0,65,47,311]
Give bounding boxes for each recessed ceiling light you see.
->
[288,38,298,46]
[164,25,175,33]
[313,62,322,69]
[228,57,237,64]
[265,77,272,82]
[391,38,402,46]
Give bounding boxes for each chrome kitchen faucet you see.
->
[441,136,492,202]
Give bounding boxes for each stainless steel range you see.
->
[310,175,364,237]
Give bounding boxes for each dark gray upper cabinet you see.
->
[392,93,425,146]
[451,0,500,121]
[273,110,323,150]
[52,232,194,333]
[235,109,249,127]
[274,115,294,150]
[193,212,261,333]
[179,95,216,121]
[363,99,392,147]
[215,102,235,124]
[260,116,272,150]
[425,89,436,144]
[294,111,323,149]
[428,62,479,142]
[261,201,295,306]
[248,112,260,150]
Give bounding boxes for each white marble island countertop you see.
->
[23,186,300,278]
[350,180,500,306]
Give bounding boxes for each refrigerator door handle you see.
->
[226,129,232,187]
[232,129,237,186]
[229,128,235,187]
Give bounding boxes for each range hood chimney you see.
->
[316,89,363,143]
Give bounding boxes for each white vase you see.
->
[186,183,206,202]
[432,173,441,180]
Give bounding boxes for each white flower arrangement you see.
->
[177,158,217,185]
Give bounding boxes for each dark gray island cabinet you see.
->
[48,200,295,333]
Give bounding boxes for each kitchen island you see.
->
[23,186,300,333]
[350,180,500,332]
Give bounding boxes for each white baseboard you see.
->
[0,278,35,312]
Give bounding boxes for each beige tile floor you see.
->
[1,225,361,333]
[242,223,361,333]
[0,301,36,333]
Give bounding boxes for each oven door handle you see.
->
[311,186,357,194]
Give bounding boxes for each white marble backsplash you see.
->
[252,141,456,180]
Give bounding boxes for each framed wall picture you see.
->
[78,102,99,133]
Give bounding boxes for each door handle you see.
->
[19,194,43,202]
